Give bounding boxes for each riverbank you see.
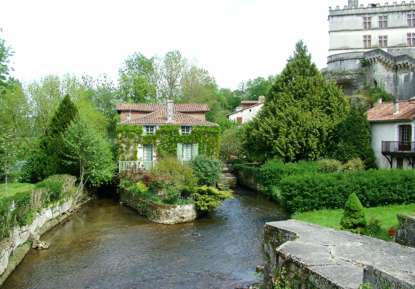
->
[0,175,88,287]
[2,188,286,289]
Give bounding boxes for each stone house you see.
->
[116,100,219,171]
[228,96,265,124]
[326,0,415,99]
[368,99,415,168]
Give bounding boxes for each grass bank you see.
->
[0,183,35,197]
[293,204,415,241]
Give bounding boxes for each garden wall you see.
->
[120,189,197,225]
[263,220,415,289]
[0,175,87,286]
[396,214,415,248]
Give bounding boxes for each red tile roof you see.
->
[368,101,415,122]
[121,109,217,126]
[116,103,209,112]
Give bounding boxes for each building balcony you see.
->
[381,141,415,155]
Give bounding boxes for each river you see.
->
[2,188,286,289]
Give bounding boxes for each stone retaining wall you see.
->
[396,214,415,248]
[263,220,415,289]
[120,189,197,225]
[0,182,87,287]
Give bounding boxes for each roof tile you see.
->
[368,101,415,122]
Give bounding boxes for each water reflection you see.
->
[2,188,286,289]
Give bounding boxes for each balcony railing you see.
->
[381,141,415,154]
[118,160,154,172]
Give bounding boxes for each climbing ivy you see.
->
[117,125,220,160]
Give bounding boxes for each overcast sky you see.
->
[0,0,369,89]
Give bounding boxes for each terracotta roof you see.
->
[367,101,415,122]
[116,103,209,112]
[121,107,217,127]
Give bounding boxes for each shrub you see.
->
[191,155,222,186]
[342,158,365,172]
[365,218,382,237]
[149,157,197,204]
[340,193,367,233]
[317,159,342,173]
[279,169,415,213]
[36,174,69,204]
[258,160,319,193]
[192,186,232,214]
[220,126,244,161]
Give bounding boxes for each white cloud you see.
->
[0,0,373,89]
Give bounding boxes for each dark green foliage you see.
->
[191,155,222,186]
[329,106,376,168]
[25,95,79,181]
[279,170,415,213]
[340,193,367,232]
[257,160,319,193]
[117,125,220,160]
[192,186,232,213]
[220,126,245,161]
[366,218,382,237]
[365,86,393,105]
[243,41,349,162]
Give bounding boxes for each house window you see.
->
[379,15,388,28]
[408,12,415,27]
[181,126,192,135]
[143,144,154,170]
[408,33,415,47]
[177,143,198,162]
[363,35,372,49]
[363,16,372,30]
[379,35,388,48]
[144,125,156,135]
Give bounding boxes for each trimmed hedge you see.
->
[280,170,415,213]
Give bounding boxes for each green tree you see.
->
[340,193,367,233]
[161,50,186,100]
[63,119,115,188]
[244,76,273,100]
[329,105,376,168]
[0,37,12,89]
[243,41,349,162]
[118,53,158,103]
[25,95,79,181]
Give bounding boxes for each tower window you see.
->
[408,12,415,27]
[379,35,388,48]
[379,15,388,28]
[408,33,415,47]
[363,35,372,49]
[363,16,372,30]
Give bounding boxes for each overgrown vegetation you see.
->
[191,155,222,186]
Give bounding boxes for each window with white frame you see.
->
[408,12,415,27]
[408,33,415,47]
[379,35,388,48]
[363,16,372,30]
[144,125,156,135]
[363,35,372,49]
[181,126,192,135]
[379,15,388,28]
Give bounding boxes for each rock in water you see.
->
[31,234,50,250]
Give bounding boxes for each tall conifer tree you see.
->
[243,41,349,162]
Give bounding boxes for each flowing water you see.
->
[2,188,286,289]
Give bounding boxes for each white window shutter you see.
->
[137,144,144,161]
[177,143,183,162]
[192,143,199,159]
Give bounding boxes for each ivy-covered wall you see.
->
[117,125,220,160]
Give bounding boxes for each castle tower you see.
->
[348,0,358,8]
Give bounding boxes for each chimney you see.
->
[166,99,174,122]
[348,0,358,8]
[377,98,383,105]
[393,99,400,115]
[258,95,266,103]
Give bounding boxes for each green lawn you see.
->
[0,183,35,198]
[293,204,415,241]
